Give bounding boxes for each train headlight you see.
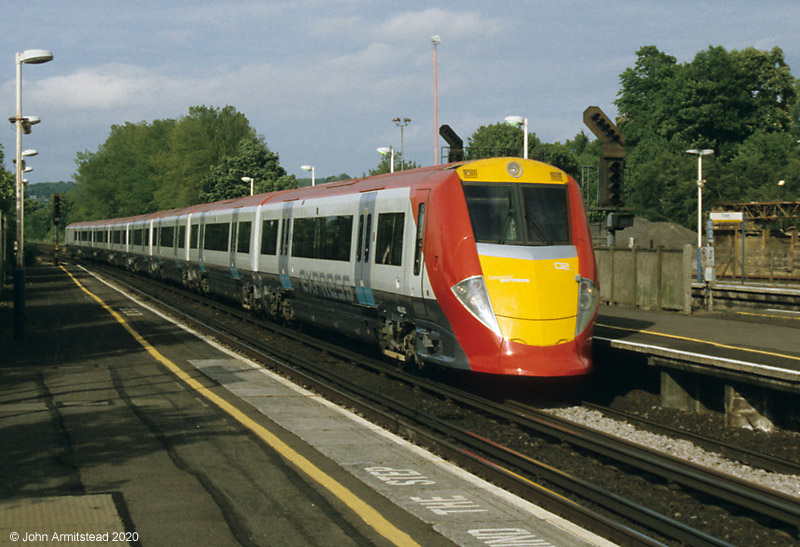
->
[575,277,599,336]
[451,275,502,337]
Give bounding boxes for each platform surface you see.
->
[0,263,612,547]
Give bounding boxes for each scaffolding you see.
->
[712,201,800,282]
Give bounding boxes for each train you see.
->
[66,157,599,378]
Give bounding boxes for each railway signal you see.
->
[583,106,627,209]
[52,193,62,225]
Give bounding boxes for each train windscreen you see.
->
[462,183,570,245]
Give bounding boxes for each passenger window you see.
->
[190,225,199,249]
[356,215,364,263]
[204,222,230,252]
[260,219,278,255]
[375,212,404,266]
[237,221,252,253]
[363,214,372,262]
[413,204,425,275]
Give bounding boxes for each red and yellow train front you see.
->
[431,158,598,377]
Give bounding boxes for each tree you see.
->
[615,44,799,227]
[71,105,276,221]
[366,153,419,176]
[154,105,257,208]
[72,119,174,220]
[199,137,297,201]
[467,123,539,159]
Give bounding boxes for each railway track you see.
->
[72,259,800,546]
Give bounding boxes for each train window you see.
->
[320,215,352,261]
[177,225,186,249]
[520,185,570,244]
[237,221,252,253]
[190,224,199,249]
[291,215,353,261]
[356,215,364,263]
[281,219,290,255]
[292,218,315,258]
[375,212,404,266]
[152,227,159,247]
[260,219,278,255]
[463,183,570,246]
[463,184,522,244]
[413,204,425,275]
[204,222,230,252]
[160,226,175,248]
[144,228,150,247]
[363,214,372,262]
[132,229,143,246]
[112,230,122,244]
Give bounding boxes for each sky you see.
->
[2,1,799,186]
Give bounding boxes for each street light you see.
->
[431,35,440,165]
[377,147,395,173]
[504,115,528,159]
[686,148,714,281]
[392,117,411,170]
[300,165,315,186]
[241,176,254,196]
[14,49,53,340]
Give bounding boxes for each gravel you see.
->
[545,404,800,498]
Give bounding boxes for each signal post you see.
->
[583,106,632,246]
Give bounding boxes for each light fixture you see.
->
[377,147,395,173]
[13,48,53,340]
[300,164,315,186]
[504,116,528,159]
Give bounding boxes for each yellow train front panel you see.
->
[479,245,579,347]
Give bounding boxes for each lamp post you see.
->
[431,35,440,165]
[377,147,395,173]
[686,148,714,281]
[241,176,254,196]
[504,116,528,159]
[13,49,53,340]
[300,165,315,186]
[392,117,411,170]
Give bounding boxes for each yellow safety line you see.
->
[733,309,800,322]
[60,265,420,547]
[596,322,800,362]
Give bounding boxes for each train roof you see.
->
[67,158,572,229]
[68,162,460,228]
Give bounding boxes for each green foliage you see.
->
[25,181,75,202]
[297,173,351,187]
[72,119,175,220]
[154,105,256,208]
[199,137,297,201]
[366,154,419,176]
[71,105,298,221]
[467,123,581,178]
[467,123,539,159]
[614,44,799,226]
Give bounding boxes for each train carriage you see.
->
[67,157,598,378]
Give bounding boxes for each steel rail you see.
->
[74,262,742,546]
[583,401,800,477]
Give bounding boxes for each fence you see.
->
[595,244,694,313]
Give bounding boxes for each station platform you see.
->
[595,302,800,385]
[0,262,612,547]
[595,300,800,430]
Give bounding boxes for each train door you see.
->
[278,201,294,289]
[408,190,429,314]
[354,192,377,306]
[229,209,240,280]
